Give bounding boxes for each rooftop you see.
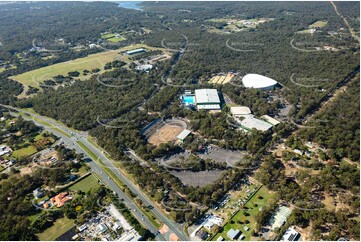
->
[126,48,146,55]
[230,106,251,116]
[195,89,220,104]
[269,206,292,230]
[261,115,280,126]
[227,228,240,240]
[177,129,191,141]
[240,115,273,131]
[136,64,153,71]
[242,74,278,89]
[197,104,221,110]
[281,227,300,241]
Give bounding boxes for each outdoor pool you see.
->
[183,95,195,105]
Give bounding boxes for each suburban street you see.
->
[1,104,188,241]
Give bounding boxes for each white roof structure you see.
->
[97,223,107,233]
[113,221,122,231]
[0,145,12,156]
[197,104,221,110]
[242,74,278,89]
[261,115,280,126]
[269,206,292,230]
[177,129,191,141]
[126,48,146,55]
[217,236,224,241]
[136,64,153,71]
[203,214,223,230]
[118,229,142,241]
[195,89,220,104]
[231,106,251,116]
[227,229,240,240]
[240,115,273,131]
[78,224,88,232]
[281,227,300,241]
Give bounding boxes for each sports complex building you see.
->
[181,89,221,110]
[242,74,278,90]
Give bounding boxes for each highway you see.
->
[1,104,189,241]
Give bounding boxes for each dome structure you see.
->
[242,74,278,90]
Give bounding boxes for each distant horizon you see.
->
[115,1,143,11]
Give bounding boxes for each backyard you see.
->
[36,217,75,241]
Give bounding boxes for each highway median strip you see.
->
[76,141,161,229]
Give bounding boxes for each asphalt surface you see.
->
[1,104,189,241]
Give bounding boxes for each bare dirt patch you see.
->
[147,123,184,146]
[20,165,35,175]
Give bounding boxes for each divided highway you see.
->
[1,104,188,241]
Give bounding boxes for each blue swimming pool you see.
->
[183,95,195,105]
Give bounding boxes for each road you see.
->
[223,94,234,105]
[1,104,189,241]
[330,1,360,43]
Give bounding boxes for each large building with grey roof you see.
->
[195,89,221,110]
[240,115,273,131]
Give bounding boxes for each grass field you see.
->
[213,186,273,241]
[68,174,100,193]
[12,145,37,159]
[108,37,126,42]
[309,20,327,28]
[36,217,75,241]
[34,131,55,143]
[10,44,158,92]
[101,33,116,39]
[101,33,126,43]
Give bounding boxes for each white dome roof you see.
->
[242,74,278,89]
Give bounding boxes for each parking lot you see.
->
[199,145,245,166]
[170,170,224,187]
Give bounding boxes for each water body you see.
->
[116,1,143,11]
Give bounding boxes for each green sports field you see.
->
[10,44,159,93]
[11,49,120,89]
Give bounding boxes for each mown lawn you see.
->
[213,186,273,241]
[10,44,162,90]
[68,174,100,193]
[12,145,37,159]
[101,33,116,39]
[309,20,327,28]
[108,37,126,42]
[36,217,75,241]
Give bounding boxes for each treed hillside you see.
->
[142,1,359,120]
[299,75,360,161]
[0,77,23,105]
